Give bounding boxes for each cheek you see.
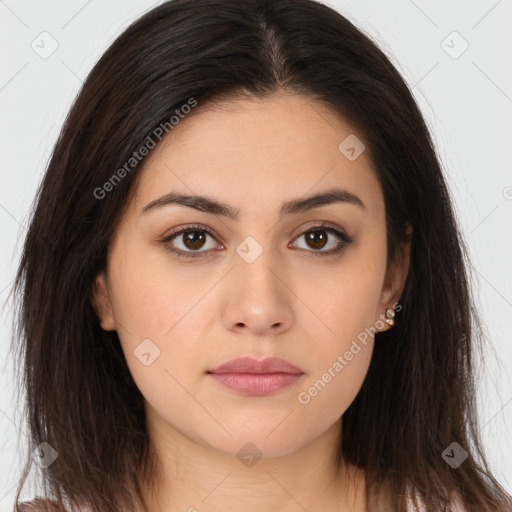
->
[105,248,214,403]
[292,310,375,415]
[107,243,210,342]
[292,250,384,420]
[299,250,385,352]
[297,306,374,424]
[109,273,210,431]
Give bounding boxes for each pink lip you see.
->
[207,357,305,396]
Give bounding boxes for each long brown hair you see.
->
[10,0,511,510]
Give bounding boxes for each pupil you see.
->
[184,231,205,250]
[307,230,327,250]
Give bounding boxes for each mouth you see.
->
[207,357,305,396]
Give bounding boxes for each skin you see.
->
[93,91,411,512]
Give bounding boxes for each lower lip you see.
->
[208,372,303,396]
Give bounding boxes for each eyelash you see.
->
[160,222,353,260]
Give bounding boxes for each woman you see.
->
[11,0,511,511]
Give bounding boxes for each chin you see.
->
[197,423,313,462]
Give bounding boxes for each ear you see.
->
[91,271,116,331]
[377,223,412,331]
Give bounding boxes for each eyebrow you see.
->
[139,187,365,219]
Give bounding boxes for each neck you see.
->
[137,403,366,512]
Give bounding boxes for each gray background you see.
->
[1,0,511,506]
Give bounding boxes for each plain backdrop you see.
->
[1,0,511,507]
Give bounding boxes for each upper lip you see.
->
[208,357,304,375]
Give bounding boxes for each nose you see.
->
[220,249,294,337]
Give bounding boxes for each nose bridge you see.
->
[221,234,294,334]
[234,234,284,302]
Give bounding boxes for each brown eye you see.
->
[304,230,329,250]
[181,230,208,251]
[291,226,350,255]
[161,225,221,259]
[161,222,352,261]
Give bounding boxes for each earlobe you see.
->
[91,271,116,331]
[377,223,412,331]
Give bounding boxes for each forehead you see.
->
[128,92,384,221]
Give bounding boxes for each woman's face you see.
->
[93,92,409,459]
